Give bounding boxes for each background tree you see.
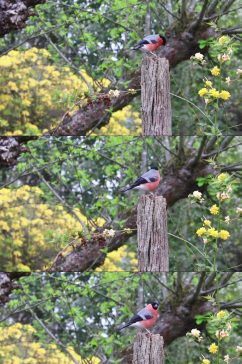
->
[0,272,241,363]
[0,0,241,135]
[0,136,241,271]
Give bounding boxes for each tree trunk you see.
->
[133,332,165,364]
[141,57,172,136]
[137,195,169,271]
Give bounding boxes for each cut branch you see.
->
[141,57,172,135]
[133,332,165,364]
[137,195,169,272]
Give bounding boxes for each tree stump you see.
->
[133,332,165,364]
[137,195,169,271]
[141,57,172,136]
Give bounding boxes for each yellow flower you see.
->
[218,36,230,45]
[208,228,219,238]
[219,230,230,240]
[218,312,227,322]
[209,88,220,98]
[198,88,208,97]
[202,359,210,364]
[196,227,206,237]
[217,173,228,182]
[219,90,231,100]
[203,219,211,227]
[211,66,220,76]
[205,80,212,87]
[209,343,218,354]
[210,204,219,215]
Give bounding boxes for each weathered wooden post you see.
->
[133,332,165,364]
[137,195,169,271]
[141,56,172,136]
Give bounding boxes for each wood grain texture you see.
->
[133,332,165,364]
[137,195,169,272]
[141,57,172,136]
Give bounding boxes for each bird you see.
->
[117,302,159,333]
[120,166,160,193]
[132,34,166,55]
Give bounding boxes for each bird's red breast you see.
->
[141,304,159,329]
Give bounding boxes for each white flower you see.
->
[192,191,202,200]
[236,345,242,353]
[224,355,230,363]
[216,330,229,339]
[218,54,230,62]
[225,77,231,85]
[236,207,242,214]
[108,89,120,98]
[236,68,242,76]
[103,229,116,238]
[194,53,204,61]
[191,329,201,338]
[225,216,230,224]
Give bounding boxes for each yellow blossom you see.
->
[198,88,208,97]
[217,173,229,182]
[196,227,206,237]
[210,204,219,215]
[219,230,230,240]
[203,219,211,227]
[219,90,231,101]
[209,88,220,98]
[216,310,225,318]
[205,80,212,87]
[202,359,210,364]
[211,66,220,76]
[209,343,218,354]
[208,228,219,238]
[218,36,230,45]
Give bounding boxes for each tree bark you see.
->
[137,195,169,272]
[0,0,45,37]
[133,332,165,364]
[141,57,171,136]
[0,137,35,167]
[0,272,30,305]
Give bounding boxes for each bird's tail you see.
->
[131,44,142,50]
[120,186,132,192]
[117,323,130,331]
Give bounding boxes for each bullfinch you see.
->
[118,302,159,333]
[132,34,166,54]
[120,166,160,193]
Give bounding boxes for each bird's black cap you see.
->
[159,35,167,45]
[151,302,159,310]
[150,165,159,170]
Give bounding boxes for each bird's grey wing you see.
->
[143,34,159,43]
[137,307,153,320]
[141,169,159,182]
